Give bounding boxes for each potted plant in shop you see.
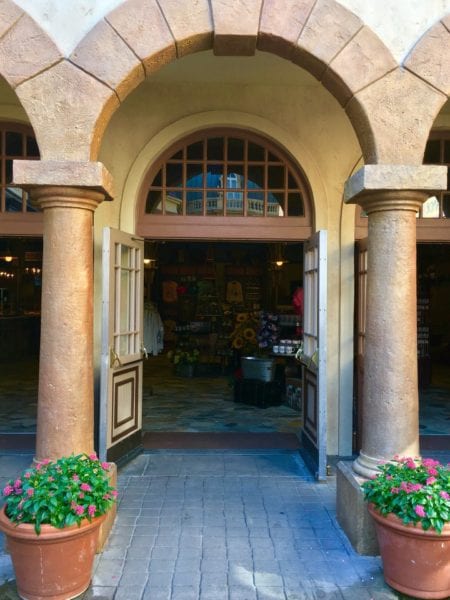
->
[167,346,200,377]
[0,453,117,600]
[362,455,450,599]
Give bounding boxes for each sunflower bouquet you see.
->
[230,311,260,355]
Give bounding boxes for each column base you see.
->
[352,451,384,479]
[336,461,379,555]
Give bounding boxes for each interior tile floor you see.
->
[0,356,449,440]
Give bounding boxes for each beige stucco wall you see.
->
[92,50,361,456]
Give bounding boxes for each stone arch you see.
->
[13,0,405,164]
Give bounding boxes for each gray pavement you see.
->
[0,451,404,599]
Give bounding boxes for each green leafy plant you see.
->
[362,456,450,533]
[2,453,117,534]
[167,347,200,365]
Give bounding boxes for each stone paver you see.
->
[0,451,405,599]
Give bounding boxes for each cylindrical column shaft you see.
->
[33,187,104,462]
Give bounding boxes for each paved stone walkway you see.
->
[80,451,400,600]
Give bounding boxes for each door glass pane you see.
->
[187,141,203,160]
[444,140,450,164]
[166,163,183,187]
[5,132,22,156]
[165,190,182,214]
[207,190,223,215]
[268,192,284,217]
[288,192,304,216]
[248,142,264,161]
[268,165,285,188]
[227,138,244,161]
[146,190,162,214]
[207,137,224,160]
[26,136,40,157]
[120,245,130,268]
[186,164,203,188]
[226,191,243,214]
[247,166,264,190]
[424,140,440,163]
[5,159,12,183]
[186,190,203,214]
[5,187,23,212]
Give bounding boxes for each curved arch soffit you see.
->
[119,111,328,236]
[84,0,400,163]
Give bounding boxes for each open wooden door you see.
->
[99,228,145,463]
[354,238,368,453]
[300,230,327,480]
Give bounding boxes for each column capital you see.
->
[344,164,447,212]
[13,160,115,201]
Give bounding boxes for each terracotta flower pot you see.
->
[0,506,106,600]
[369,504,450,599]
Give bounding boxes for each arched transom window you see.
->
[144,131,311,219]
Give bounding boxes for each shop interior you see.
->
[0,237,448,445]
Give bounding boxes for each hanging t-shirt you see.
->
[162,280,178,303]
[226,280,244,304]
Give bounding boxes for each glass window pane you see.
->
[226,191,243,215]
[444,140,450,164]
[248,142,264,161]
[151,169,162,187]
[288,192,304,216]
[26,136,39,157]
[268,151,279,162]
[288,172,297,188]
[170,149,183,160]
[206,191,223,215]
[268,165,285,188]
[5,132,23,156]
[206,164,223,188]
[422,195,440,218]
[247,165,264,190]
[247,192,264,216]
[165,190,182,214]
[186,163,203,188]
[5,187,23,212]
[226,165,244,188]
[207,137,224,160]
[187,141,203,160]
[424,140,440,163]
[443,194,450,218]
[227,138,244,161]
[268,192,284,216]
[186,191,203,214]
[120,245,130,268]
[146,190,163,214]
[166,163,183,187]
[26,191,40,212]
[5,159,13,183]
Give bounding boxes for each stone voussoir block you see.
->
[106,0,177,77]
[0,13,62,88]
[70,20,145,101]
[0,0,24,39]
[212,0,262,56]
[157,0,213,57]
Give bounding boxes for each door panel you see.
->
[99,228,144,462]
[300,230,327,480]
[354,238,368,453]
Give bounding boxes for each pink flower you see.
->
[423,458,440,468]
[426,477,436,486]
[74,505,84,516]
[78,493,85,499]
[80,483,91,492]
[41,459,51,465]
[14,479,22,489]
[391,487,400,494]
[101,462,110,471]
[47,476,54,482]
[427,468,438,476]
[414,505,426,518]
[88,505,96,517]
[102,494,110,500]
[24,472,32,479]
[72,474,79,481]
[88,453,97,461]
[405,459,416,470]
[111,490,118,498]
[27,488,34,497]
[3,485,14,496]
[440,491,450,501]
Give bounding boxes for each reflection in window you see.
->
[422,196,440,218]
[145,133,309,218]
[0,125,40,214]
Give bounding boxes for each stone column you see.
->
[345,166,447,479]
[13,161,113,462]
